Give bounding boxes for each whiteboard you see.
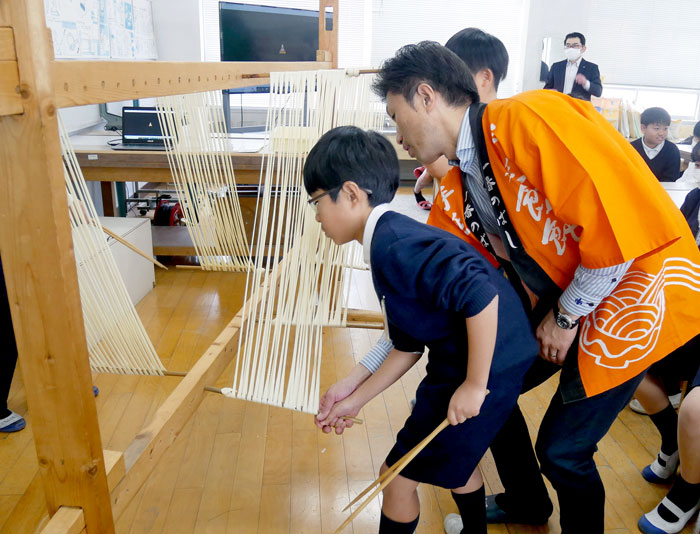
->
[44,0,157,60]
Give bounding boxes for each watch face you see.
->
[556,313,573,329]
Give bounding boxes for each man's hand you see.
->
[536,309,578,365]
[315,393,361,435]
[575,73,588,86]
[447,382,488,425]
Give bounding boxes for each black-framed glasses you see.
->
[564,43,582,49]
[307,186,373,213]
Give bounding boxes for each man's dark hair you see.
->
[445,28,509,90]
[693,121,700,139]
[641,107,671,126]
[303,126,399,206]
[692,142,700,163]
[564,32,586,46]
[372,41,479,106]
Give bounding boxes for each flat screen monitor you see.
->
[219,2,331,63]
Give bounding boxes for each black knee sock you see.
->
[451,485,486,534]
[657,475,700,522]
[378,512,419,533]
[649,403,678,456]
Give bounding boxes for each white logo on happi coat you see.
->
[438,185,471,236]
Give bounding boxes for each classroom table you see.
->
[71,128,413,255]
[72,127,412,214]
[678,143,692,163]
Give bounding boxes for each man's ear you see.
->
[415,83,437,111]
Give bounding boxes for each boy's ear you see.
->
[341,181,367,203]
[475,68,494,90]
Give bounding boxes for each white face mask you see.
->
[692,166,700,184]
[564,47,581,61]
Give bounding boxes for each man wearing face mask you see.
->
[544,32,602,101]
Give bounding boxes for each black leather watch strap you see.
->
[553,302,581,329]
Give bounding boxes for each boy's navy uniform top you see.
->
[631,138,681,182]
[364,206,538,488]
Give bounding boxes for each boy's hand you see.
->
[315,376,359,429]
[447,382,488,425]
[316,395,361,435]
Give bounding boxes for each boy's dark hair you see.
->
[641,107,671,126]
[693,121,700,139]
[692,142,700,163]
[372,41,479,107]
[564,32,586,46]
[445,28,509,90]
[303,126,399,206]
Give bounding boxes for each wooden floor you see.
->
[1,266,698,533]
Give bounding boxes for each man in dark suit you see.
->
[544,32,602,101]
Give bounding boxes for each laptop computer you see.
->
[111,107,169,151]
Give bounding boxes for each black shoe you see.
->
[485,494,552,525]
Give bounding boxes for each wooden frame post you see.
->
[0,1,114,532]
[318,0,339,67]
[0,1,340,532]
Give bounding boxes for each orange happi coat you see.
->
[430,90,700,397]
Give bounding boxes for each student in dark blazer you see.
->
[631,107,681,182]
[308,126,539,534]
[544,32,602,101]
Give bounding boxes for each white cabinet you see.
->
[100,217,155,305]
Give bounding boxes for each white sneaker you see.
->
[638,496,700,534]
[643,450,680,483]
[630,393,683,415]
[444,513,463,534]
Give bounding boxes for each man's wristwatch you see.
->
[553,303,580,330]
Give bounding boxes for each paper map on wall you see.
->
[44,0,157,59]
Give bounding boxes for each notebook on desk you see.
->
[111,107,169,151]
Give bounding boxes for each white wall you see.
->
[151,0,202,60]
[58,105,102,134]
[370,0,527,98]
[520,0,592,92]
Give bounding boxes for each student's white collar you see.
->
[362,204,393,266]
[642,138,665,155]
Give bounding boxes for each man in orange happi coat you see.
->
[371,42,700,534]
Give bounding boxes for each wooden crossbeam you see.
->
[51,60,332,109]
[41,507,85,534]
[345,308,384,330]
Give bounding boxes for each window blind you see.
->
[584,0,700,89]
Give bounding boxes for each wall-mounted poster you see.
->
[44,0,156,60]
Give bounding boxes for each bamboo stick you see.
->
[101,225,167,270]
[336,418,450,533]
